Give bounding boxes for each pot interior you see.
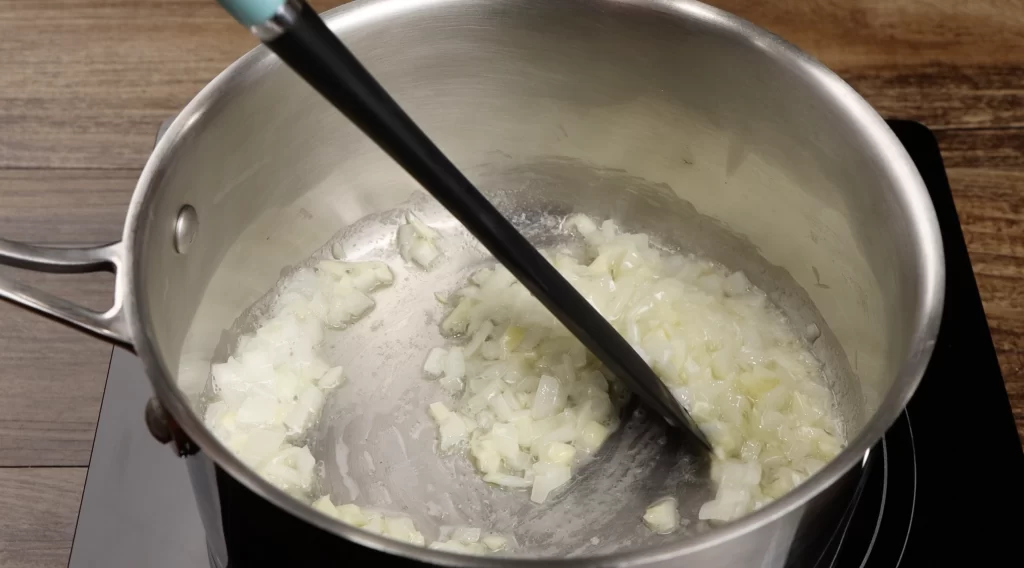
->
[132,0,934,559]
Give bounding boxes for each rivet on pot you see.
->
[145,397,173,444]
[174,205,198,254]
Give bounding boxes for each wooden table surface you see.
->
[1,0,1021,566]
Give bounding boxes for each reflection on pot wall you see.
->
[165,0,905,433]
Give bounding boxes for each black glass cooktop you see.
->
[815,120,1024,567]
[69,120,1024,567]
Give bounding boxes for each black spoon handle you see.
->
[259,0,710,451]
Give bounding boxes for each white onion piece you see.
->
[385,517,426,546]
[537,441,576,465]
[335,504,368,526]
[423,348,448,378]
[464,320,494,358]
[429,402,469,451]
[530,375,565,419]
[429,541,489,554]
[444,347,466,381]
[317,366,345,389]
[260,445,316,495]
[482,472,533,488]
[237,427,286,468]
[577,420,610,453]
[236,395,281,426]
[429,527,509,555]
[481,535,509,551]
[643,498,680,534]
[452,527,482,544]
[530,463,571,503]
[317,260,393,292]
[325,286,375,328]
[312,497,425,545]
[397,213,442,269]
[283,385,325,435]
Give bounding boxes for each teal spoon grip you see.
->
[217,0,286,26]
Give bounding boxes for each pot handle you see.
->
[0,239,132,347]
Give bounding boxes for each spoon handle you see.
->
[217,0,711,451]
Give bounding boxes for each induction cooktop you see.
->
[68,120,1024,567]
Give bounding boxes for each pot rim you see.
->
[123,0,945,564]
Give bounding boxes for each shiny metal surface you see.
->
[0,239,131,345]
[174,205,199,254]
[0,0,944,566]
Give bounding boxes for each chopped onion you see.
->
[643,497,680,534]
[452,527,482,544]
[530,375,566,419]
[530,462,571,504]
[236,394,281,426]
[423,215,844,521]
[577,420,610,453]
[397,212,442,269]
[312,497,425,545]
[481,535,508,551]
[283,384,325,435]
[317,366,345,389]
[202,260,392,505]
[444,347,466,381]
[537,441,576,465]
[430,527,510,555]
[423,347,448,378]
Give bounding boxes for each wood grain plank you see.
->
[709,1,1024,128]
[0,0,347,169]
[0,273,115,467]
[0,170,135,466]
[1,0,1022,169]
[0,169,137,244]
[714,0,1024,66]
[947,168,1024,442]
[0,467,85,568]
[849,65,1024,129]
[936,128,1024,169]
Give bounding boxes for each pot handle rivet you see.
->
[145,397,174,444]
[174,205,199,254]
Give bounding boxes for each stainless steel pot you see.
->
[0,0,943,566]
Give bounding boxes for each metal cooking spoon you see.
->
[216,0,711,451]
